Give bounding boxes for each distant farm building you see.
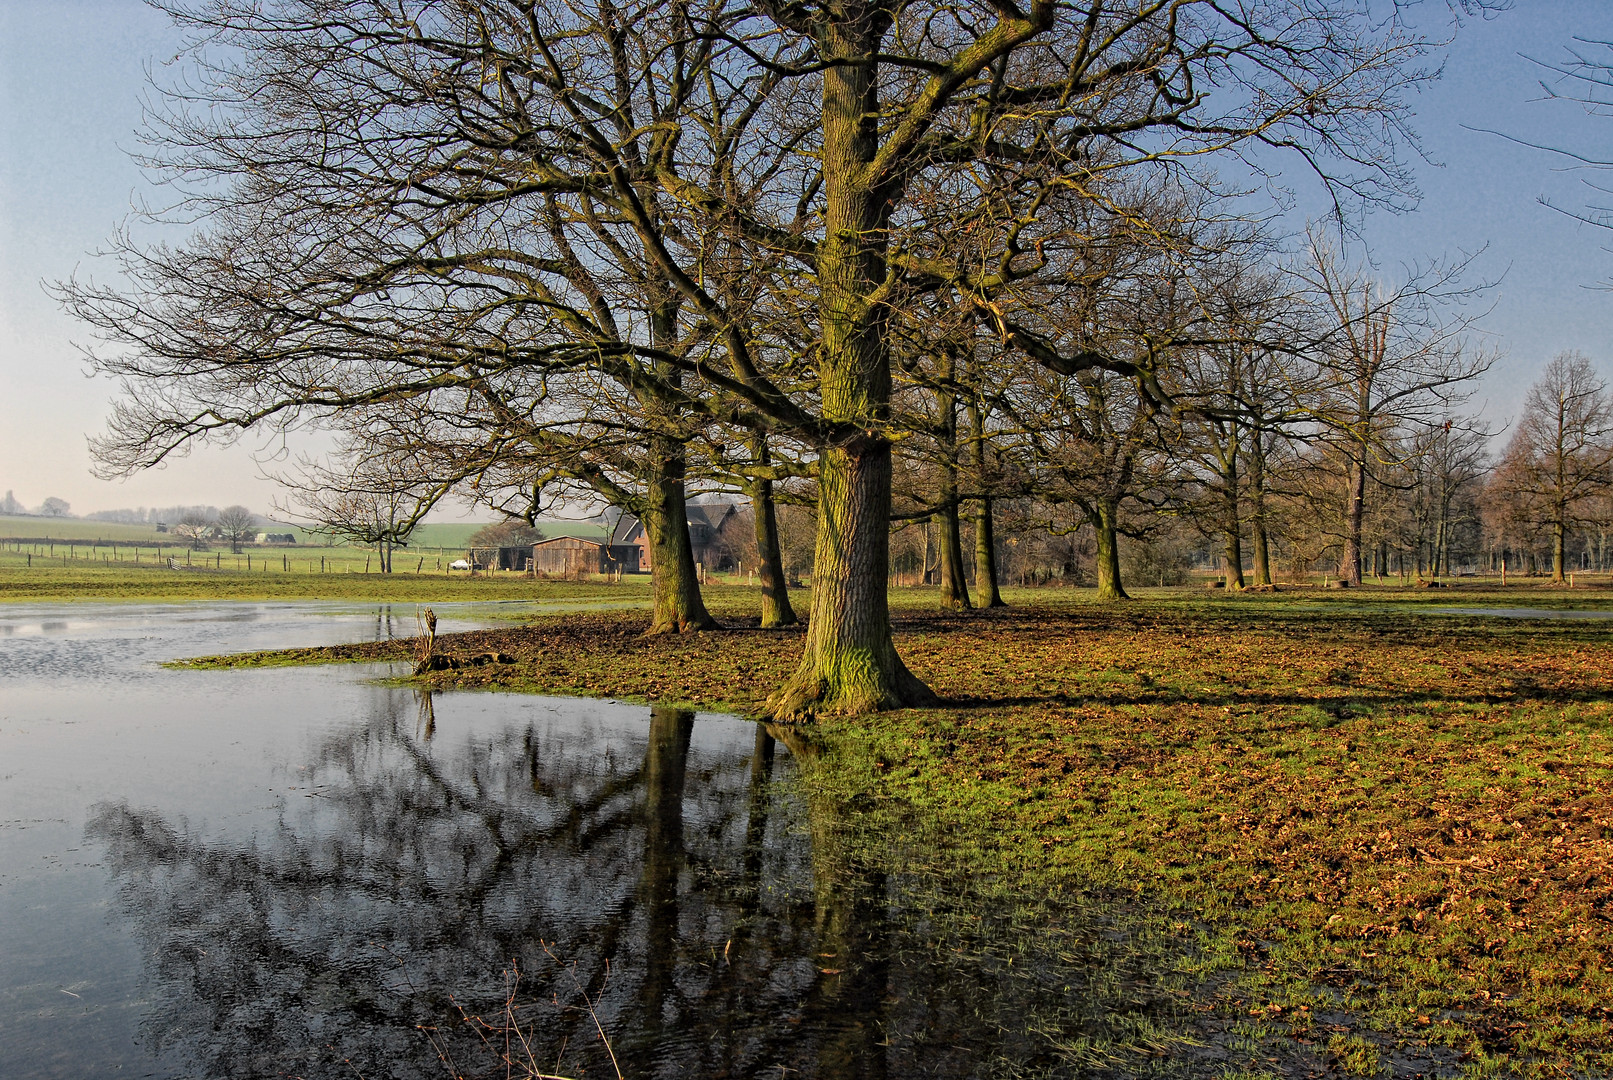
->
[471,544,539,572]
[529,536,639,577]
[609,502,743,572]
[608,517,650,570]
[255,532,297,545]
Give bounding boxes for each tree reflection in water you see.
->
[89,691,1210,1080]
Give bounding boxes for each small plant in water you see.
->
[424,949,622,1080]
[413,607,438,674]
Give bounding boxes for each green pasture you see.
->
[0,514,609,550]
[0,543,654,602]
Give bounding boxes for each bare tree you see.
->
[62,0,1492,716]
[1410,418,1491,578]
[215,505,258,554]
[466,520,546,549]
[1499,353,1613,581]
[1168,255,1305,590]
[1295,233,1495,586]
[279,437,442,574]
[172,511,214,550]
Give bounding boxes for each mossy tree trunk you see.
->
[747,434,798,627]
[772,438,935,715]
[642,301,718,635]
[935,500,972,611]
[1222,482,1246,591]
[936,501,972,611]
[644,465,718,634]
[968,399,1005,607]
[1091,497,1129,601]
[1223,528,1246,590]
[767,16,935,717]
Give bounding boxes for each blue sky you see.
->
[3,0,1613,515]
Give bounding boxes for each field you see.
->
[178,583,1613,1077]
[0,556,657,603]
[0,514,609,554]
[0,519,619,601]
[13,555,1613,1074]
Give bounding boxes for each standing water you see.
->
[1,602,1241,1078]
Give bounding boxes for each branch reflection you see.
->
[89,691,1205,1079]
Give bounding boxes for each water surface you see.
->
[0,601,1384,1078]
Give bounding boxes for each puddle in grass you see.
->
[1427,605,1613,619]
[1286,602,1613,621]
[0,603,1465,1078]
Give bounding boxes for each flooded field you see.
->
[1,603,1265,1079]
[6,598,1523,1078]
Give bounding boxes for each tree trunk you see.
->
[638,706,693,1035]
[748,435,798,628]
[1092,498,1129,601]
[1553,517,1567,583]
[644,452,718,634]
[936,502,972,610]
[1436,487,1454,576]
[1223,526,1245,590]
[1222,478,1245,590]
[770,440,935,716]
[1249,438,1272,588]
[967,399,1005,607]
[1341,450,1367,586]
[974,499,1004,607]
[635,266,715,632]
[934,358,971,611]
[767,27,933,716]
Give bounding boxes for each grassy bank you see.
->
[183,589,1613,1075]
[0,558,666,603]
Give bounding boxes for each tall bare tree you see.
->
[1295,234,1494,586]
[1500,353,1613,582]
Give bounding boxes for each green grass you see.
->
[0,553,661,602]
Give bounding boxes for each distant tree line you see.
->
[0,492,72,518]
[85,505,223,525]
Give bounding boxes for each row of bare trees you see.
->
[966,346,1613,594]
[64,0,1510,717]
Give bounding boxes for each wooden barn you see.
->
[469,544,537,571]
[531,536,616,578]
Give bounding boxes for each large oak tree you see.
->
[66,0,1483,716]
